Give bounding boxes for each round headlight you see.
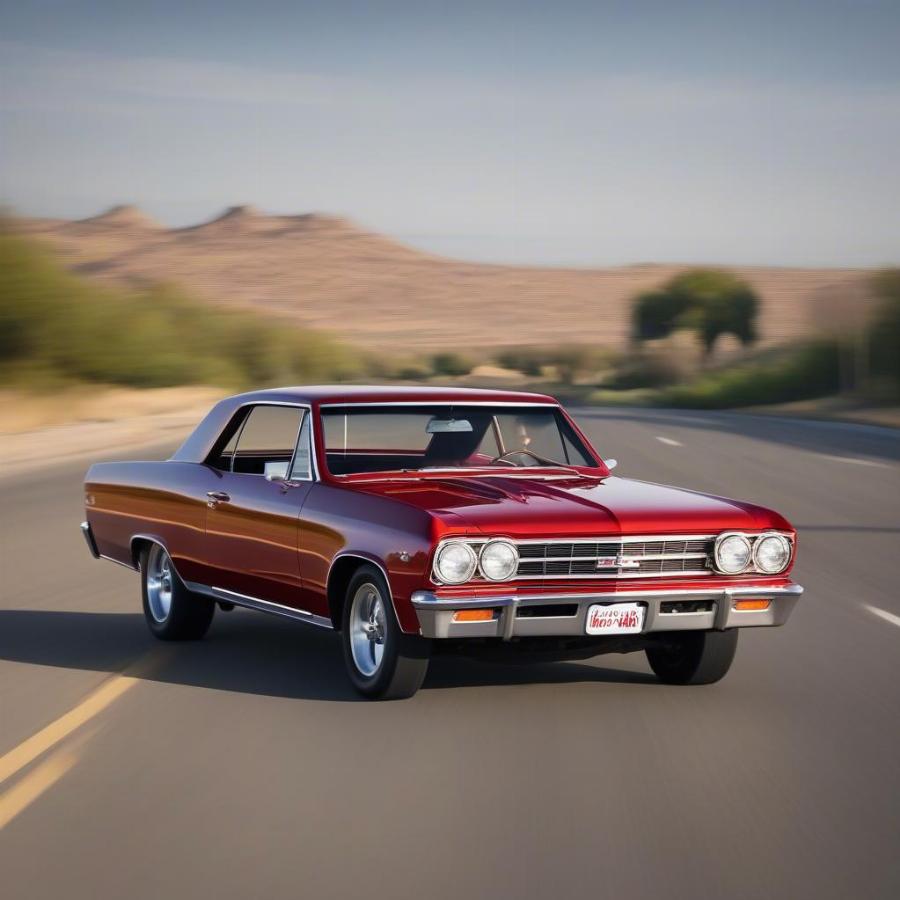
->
[434,541,477,584]
[753,534,792,574]
[715,534,752,574]
[479,540,519,581]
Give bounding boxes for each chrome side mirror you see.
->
[603,458,618,471]
[265,472,287,483]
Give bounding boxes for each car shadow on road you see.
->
[0,608,656,702]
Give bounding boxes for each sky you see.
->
[1,0,898,267]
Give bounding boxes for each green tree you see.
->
[632,269,760,357]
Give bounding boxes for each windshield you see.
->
[320,405,597,476]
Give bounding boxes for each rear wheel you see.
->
[141,544,215,640]
[341,565,430,700]
[646,629,738,685]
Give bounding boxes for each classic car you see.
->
[82,386,802,699]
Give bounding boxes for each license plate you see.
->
[585,602,645,635]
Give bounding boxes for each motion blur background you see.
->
[1,4,899,899]
[1,0,898,438]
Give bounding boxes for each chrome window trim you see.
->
[319,401,559,408]
[223,400,320,482]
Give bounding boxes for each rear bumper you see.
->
[411,583,803,640]
[80,521,100,559]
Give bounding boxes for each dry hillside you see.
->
[18,206,871,352]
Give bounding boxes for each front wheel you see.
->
[141,543,215,640]
[646,629,739,685]
[341,565,430,700]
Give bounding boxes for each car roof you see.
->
[169,385,559,464]
[225,384,558,405]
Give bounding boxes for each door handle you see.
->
[206,491,231,504]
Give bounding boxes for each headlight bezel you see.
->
[478,539,520,582]
[752,532,793,574]
[433,540,478,585]
[713,532,753,575]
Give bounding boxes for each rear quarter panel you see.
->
[84,461,213,583]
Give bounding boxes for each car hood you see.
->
[352,474,789,538]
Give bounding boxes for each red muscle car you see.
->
[82,386,802,699]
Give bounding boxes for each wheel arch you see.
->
[130,534,170,571]
[326,552,395,631]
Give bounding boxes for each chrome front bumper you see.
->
[412,583,803,640]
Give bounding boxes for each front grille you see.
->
[514,536,714,579]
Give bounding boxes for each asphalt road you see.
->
[1,408,898,900]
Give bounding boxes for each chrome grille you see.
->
[514,536,714,579]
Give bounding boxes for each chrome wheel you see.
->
[349,582,387,677]
[146,545,174,623]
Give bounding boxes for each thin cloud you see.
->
[0,41,340,110]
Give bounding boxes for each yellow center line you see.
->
[0,749,79,830]
[0,674,138,787]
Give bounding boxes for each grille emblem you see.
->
[596,555,641,570]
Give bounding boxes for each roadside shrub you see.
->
[431,352,473,377]
[657,341,840,409]
[867,269,900,399]
[0,227,358,389]
[495,347,546,377]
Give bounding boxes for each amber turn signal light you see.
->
[452,609,495,622]
[733,599,771,611]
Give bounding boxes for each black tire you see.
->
[341,565,430,700]
[140,544,215,641]
[646,629,739,685]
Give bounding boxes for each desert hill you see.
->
[17,206,871,352]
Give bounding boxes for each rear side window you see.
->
[226,405,305,476]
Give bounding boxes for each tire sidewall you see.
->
[141,545,174,638]
[140,544,214,640]
[341,565,402,696]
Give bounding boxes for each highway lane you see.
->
[1,409,898,900]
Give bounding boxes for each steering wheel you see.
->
[490,449,546,467]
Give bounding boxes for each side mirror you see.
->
[264,461,290,481]
[603,458,618,471]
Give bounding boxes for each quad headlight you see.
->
[753,533,792,574]
[714,533,753,574]
[479,540,519,581]
[713,531,793,575]
[433,541,478,585]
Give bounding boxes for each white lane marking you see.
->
[655,436,683,447]
[816,454,890,469]
[865,605,900,628]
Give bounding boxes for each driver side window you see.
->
[230,405,305,476]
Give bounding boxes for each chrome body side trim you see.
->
[206,586,334,629]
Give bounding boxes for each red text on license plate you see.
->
[585,602,645,635]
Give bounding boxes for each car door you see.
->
[203,403,314,608]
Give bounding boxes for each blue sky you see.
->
[1,1,898,266]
